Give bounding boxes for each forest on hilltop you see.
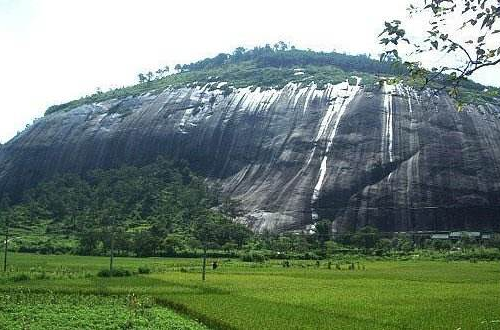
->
[45,43,499,116]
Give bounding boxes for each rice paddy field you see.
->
[0,253,499,329]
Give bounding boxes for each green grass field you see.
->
[1,253,499,329]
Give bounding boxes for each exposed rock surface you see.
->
[1,81,500,232]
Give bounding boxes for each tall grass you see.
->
[1,253,499,329]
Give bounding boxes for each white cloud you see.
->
[0,0,498,143]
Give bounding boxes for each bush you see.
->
[240,251,267,263]
[303,252,320,260]
[34,272,51,280]
[97,268,131,277]
[11,273,30,282]
[137,267,151,274]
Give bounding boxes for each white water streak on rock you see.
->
[236,87,284,114]
[314,83,346,142]
[311,77,361,220]
[304,146,316,168]
[311,156,328,220]
[325,77,361,153]
[302,84,317,114]
[313,89,324,100]
[217,82,228,88]
[264,89,281,111]
[178,107,194,133]
[405,87,413,114]
[293,88,308,108]
[241,87,266,113]
[383,82,396,163]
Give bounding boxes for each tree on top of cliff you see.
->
[181,43,398,75]
[380,0,500,102]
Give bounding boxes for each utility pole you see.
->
[109,217,115,276]
[3,222,8,272]
[2,198,9,273]
[202,245,207,281]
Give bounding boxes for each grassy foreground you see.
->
[0,292,207,330]
[1,253,499,329]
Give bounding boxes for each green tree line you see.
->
[0,158,251,259]
[1,158,499,265]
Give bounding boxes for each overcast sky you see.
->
[1,0,499,143]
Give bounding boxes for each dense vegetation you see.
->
[0,291,207,330]
[1,158,251,258]
[1,154,499,328]
[43,43,500,116]
[1,158,500,262]
[1,254,499,330]
[44,45,388,115]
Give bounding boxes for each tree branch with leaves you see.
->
[380,0,500,102]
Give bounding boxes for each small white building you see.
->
[449,231,481,239]
[431,233,449,240]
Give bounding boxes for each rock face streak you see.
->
[1,81,500,232]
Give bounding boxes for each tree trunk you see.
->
[202,247,207,281]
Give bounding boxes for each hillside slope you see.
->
[1,48,500,233]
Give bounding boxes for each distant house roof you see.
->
[450,231,481,238]
[431,234,449,239]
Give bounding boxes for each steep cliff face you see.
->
[1,80,500,232]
